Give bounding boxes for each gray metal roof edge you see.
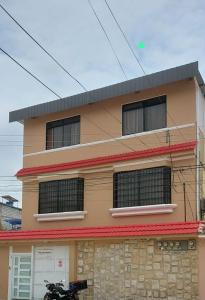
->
[9,61,204,123]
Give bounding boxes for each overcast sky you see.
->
[0,0,205,206]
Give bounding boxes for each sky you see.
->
[0,0,205,207]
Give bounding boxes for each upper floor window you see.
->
[122,96,166,136]
[39,178,84,214]
[46,115,80,150]
[113,166,171,208]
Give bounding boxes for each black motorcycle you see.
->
[43,279,88,300]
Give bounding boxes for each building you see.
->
[0,61,205,300]
[0,195,21,230]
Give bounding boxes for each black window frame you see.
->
[46,115,80,150]
[113,166,171,208]
[122,95,167,136]
[38,177,84,214]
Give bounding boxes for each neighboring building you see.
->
[0,61,205,299]
[0,195,21,230]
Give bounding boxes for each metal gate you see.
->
[10,253,32,300]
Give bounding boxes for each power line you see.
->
[0,47,61,98]
[0,136,195,145]
[100,0,190,148]
[1,176,200,188]
[0,2,87,92]
[104,0,192,147]
[0,38,200,194]
[104,0,146,75]
[0,162,202,180]
[87,0,127,80]
[0,162,202,181]
[0,0,196,156]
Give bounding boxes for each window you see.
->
[113,166,171,208]
[39,178,84,214]
[46,115,80,150]
[122,96,166,135]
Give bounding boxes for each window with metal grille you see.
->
[113,166,171,208]
[46,115,80,150]
[39,178,84,214]
[122,96,166,136]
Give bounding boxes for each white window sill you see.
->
[109,204,177,217]
[34,211,87,222]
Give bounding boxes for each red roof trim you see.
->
[0,222,203,241]
[17,141,196,177]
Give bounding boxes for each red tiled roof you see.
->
[0,222,203,241]
[17,141,196,177]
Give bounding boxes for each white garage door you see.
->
[33,246,69,300]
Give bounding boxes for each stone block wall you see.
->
[77,239,198,300]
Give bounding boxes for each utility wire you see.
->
[0,47,61,98]
[0,137,193,146]
[87,0,127,80]
[101,0,190,147]
[0,0,193,152]
[103,0,189,147]
[0,163,202,179]
[104,0,146,75]
[0,2,87,92]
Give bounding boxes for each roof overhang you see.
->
[0,221,204,242]
[9,61,204,123]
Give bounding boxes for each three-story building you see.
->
[1,61,205,300]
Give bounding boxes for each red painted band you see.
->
[17,141,196,177]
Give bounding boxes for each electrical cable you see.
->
[0,162,202,179]
[0,164,200,181]
[0,2,87,92]
[1,3,202,219]
[104,0,146,75]
[0,47,61,98]
[87,0,127,80]
[102,0,191,145]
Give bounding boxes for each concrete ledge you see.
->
[109,204,177,217]
[34,211,87,221]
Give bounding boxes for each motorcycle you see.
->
[43,279,88,300]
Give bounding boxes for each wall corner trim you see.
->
[109,204,177,217]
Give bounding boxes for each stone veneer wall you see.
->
[77,239,199,300]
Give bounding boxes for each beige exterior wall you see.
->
[0,246,9,300]
[23,79,196,166]
[19,79,198,230]
[21,155,196,230]
[23,125,196,169]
